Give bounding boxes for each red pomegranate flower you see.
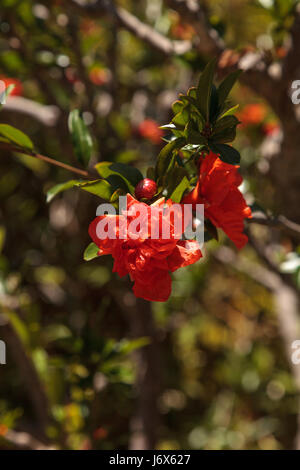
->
[89,195,202,302]
[182,152,251,249]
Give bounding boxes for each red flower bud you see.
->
[135,178,157,200]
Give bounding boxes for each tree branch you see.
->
[248,214,300,237]
[0,314,50,439]
[71,0,191,55]
[0,142,94,178]
[165,0,224,55]
[282,3,300,80]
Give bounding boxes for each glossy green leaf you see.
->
[95,161,143,193]
[217,69,242,109]
[155,137,186,177]
[0,124,33,149]
[68,109,93,168]
[83,242,99,261]
[77,179,114,200]
[185,121,207,145]
[46,179,81,203]
[196,58,217,121]
[211,115,239,143]
[219,104,239,119]
[209,84,219,123]
[209,143,241,165]
[169,176,190,203]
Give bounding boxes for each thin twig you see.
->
[0,142,94,178]
[248,215,300,237]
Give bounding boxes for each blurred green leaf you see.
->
[68,110,93,168]
[77,179,114,199]
[0,124,33,150]
[46,179,81,203]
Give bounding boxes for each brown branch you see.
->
[282,3,300,80]
[113,289,162,450]
[0,142,94,178]
[71,0,191,55]
[245,227,298,294]
[213,245,300,449]
[248,214,300,237]
[165,0,224,55]
[128,298,162,450]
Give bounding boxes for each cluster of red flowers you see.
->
[89,195,202,302]
[89,152,251,302]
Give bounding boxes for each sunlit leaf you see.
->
[0,124,33,149]
[83,242,99,261]
[68,109,93,168]
[46,179,81,203]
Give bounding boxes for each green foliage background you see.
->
[0,0,299,450]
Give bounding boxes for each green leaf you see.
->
[217,70,241,109]
[172,108,189,128]
[213,115,239,133]
[83,242,99,261]
[211,126,238,144]
[211,115,239,143]
[0,124,33,149]
[209,84,219,123]
[68,109,93,168]
[146,167,156,180]
[43,324,72,343]
[95,161,143,193]
[117,337,151,355]
[170,176,190,203]
[185,121,207,145]
[219,104,239,119]
[209,143,241,165]
[172,100,184,114]
[196,58,217,121]
[77,179,114,200]
[46,179,81,203]
[160,123,182,131]
[155,137,186,178]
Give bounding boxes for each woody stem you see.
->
[0,142,94,178]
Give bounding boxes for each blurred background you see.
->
[0,0,300,450]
